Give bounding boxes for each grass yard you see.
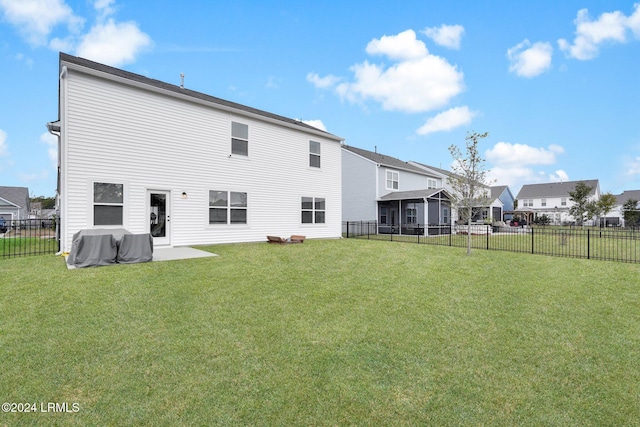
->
[1,239,640,425]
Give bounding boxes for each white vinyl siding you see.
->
[59,65,342,251]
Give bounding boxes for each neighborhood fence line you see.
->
[0,218,59,259]
[343,221,640,263]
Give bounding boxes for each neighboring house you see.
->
[515,179,600,225]
[0,186,30,224]
[491,185,515,222]
[342,145,452,235]
[49,53,343,253]
[409,162,510,224]
[611,190,640,226]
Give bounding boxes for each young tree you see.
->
[622,199,640,227]
[568,181,593,226]
[597,193,617,227]
[448,131,492,255]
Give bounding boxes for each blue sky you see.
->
[1,0,640,198]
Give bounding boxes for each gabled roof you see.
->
[517,180,599,199]
[342,145,438,177]
[491,185,514,201]
[379,188,451,201]
[615,190,640,205]
[59,53,343,142]
[410,161,457,179]
[0,186,29,209]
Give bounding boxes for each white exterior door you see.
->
[148,190,170,246]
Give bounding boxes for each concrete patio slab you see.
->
[152,246,218,262]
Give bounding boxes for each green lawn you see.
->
[2,239,640,425]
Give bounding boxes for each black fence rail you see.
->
[0,218,59,259]
[343,221,640,263]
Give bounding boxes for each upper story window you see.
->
[386,170,399,190]
[522,199,533,207]
[93,182,123,226]
[427,179,438,189]
[231,122,248,156]
[561,197,567,206]
[309,141,321,168]
[541,198,547,207]
[209,190,247,224]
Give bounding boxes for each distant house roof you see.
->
[58,53,343,142]
[0,186,30,209]
[517,180,599,199]
[410,161,458,179]
[342,145,438,177]
[379,188,450,201]
[615,190,640,205]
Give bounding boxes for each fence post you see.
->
[587,229,590,259]
[531,227,534,254]
[486,225,490,250]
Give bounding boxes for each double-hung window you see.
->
[209,190,247,224]
[93,182,123,225]
[231,122,248,156]
[427,179,437,189]
[406,203,417,224]
[561,197,567,206]
[386,170,399,190]
[302,197,325,224]
[309,141,321,168]
[541,198,547,207]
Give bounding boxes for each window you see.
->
[302,197,325,224]
[380,206,388,224]
[209,190,247,224]
[427,179,437,189]
[93,182,123,225]
[231,122,248,156]
[309,141,321,168]
[561,197,567,206]
[541,198,547,207]
[443,207,449,224]
[386,170,399,190]
[522,199,533,207]
[406,203,417,224]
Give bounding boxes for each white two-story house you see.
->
[342,146,452,235]
[515,179,600,225]
[48,53,344,253]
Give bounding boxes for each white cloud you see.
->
[624,156,640,176]
[0,0,151,67]
[507,39,553,78]
[0,0,84,45]
[416,106,477,136]
[40,132,57,168]
[422,24,465,49]
[75,18,152,67]
[549,169,569,182]
[309,29,464,113]
[486,142,564,166]
[558,6,639,60]
[365,29,429,60]
[307,72,340,89]
[301,119,327,132]
[485,142,568,191]
[0,129,8,157]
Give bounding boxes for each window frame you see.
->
[386,170,399,190]
[208,190,248,225]
[93,182,124,226]
[301,196,326,224]
[231,121,249,156]
[309,140,321,168]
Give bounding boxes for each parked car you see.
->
[0,218,7,234]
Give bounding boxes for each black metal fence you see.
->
[0,218,59,259]
[343,221,640,263]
